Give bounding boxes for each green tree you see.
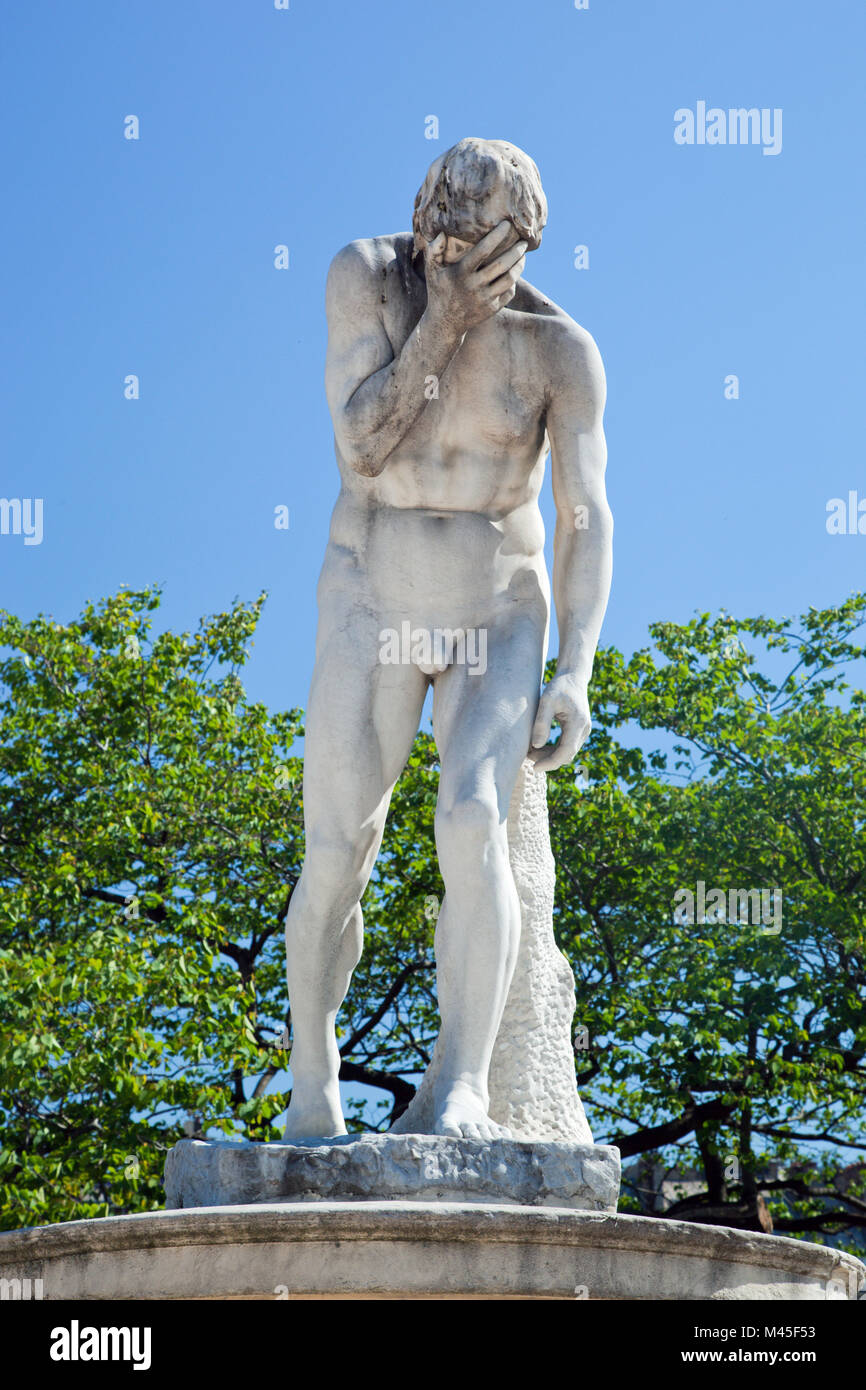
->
[0,589,303,1226]
[549,596,866,1244]
[1,589,864,1250]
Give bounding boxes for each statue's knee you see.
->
[299,830,375,906]
[436,795,504,869]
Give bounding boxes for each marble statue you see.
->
[284,138,612,1145]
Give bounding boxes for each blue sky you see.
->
[2,0,864,718]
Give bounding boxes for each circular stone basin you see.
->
[1,1203,863,1301]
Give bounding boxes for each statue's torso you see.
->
[322,233,570,623]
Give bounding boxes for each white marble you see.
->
[394,760,593,1142]
[283,138,613,1144]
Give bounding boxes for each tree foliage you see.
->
[0,590,303,1226]
[1,589,863,1249]
[550,597,866,1243]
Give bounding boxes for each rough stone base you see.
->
[2,1204,863,1300]
[163,1135,621,1212]
[394,761,593,1143]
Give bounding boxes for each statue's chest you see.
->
[383,284,543,453]
[433,336,541,451]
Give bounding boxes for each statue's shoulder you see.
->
[326,232,413,291]
[516,281,585,338]
[518,283,603,379]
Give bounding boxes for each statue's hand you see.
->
[424,221,528,336]
[528,675,591,773]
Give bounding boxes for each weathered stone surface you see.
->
[393,760,592,1143]
[283,138,614,1148]
[163,1135,620,1211]
[2,1203,863,1301]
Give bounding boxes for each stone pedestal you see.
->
[2,1203,862,1300]
[163,1135,621,1211]
[3,1134,860,1300]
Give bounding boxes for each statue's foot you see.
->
[283,1077,347,1144]
[433,1079,513,1142]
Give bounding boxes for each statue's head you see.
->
[412,138,547,263]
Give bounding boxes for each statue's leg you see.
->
[284,610,428,1142]
[429,609,546,1140]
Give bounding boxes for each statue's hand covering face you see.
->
[412,137,548,257]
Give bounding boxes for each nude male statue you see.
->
[284,138,613,1143]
